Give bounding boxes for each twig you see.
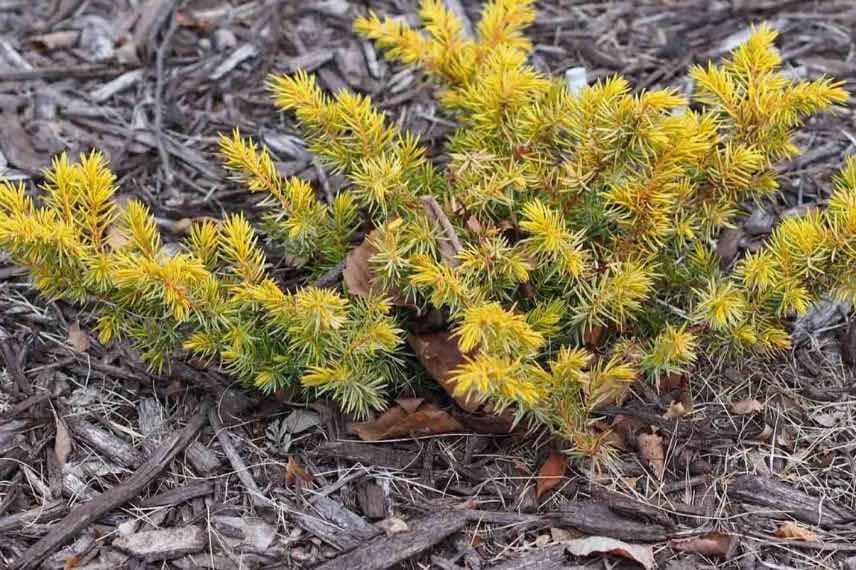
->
[0,391,51,420]
[0,65,133,82]
[0,326,28,394]
[0,500,69,533]
[208,407,275,509]
[312,259,347,289]
[154,1,180,184]
[421,196,462,267]
[15,407,208,570]
[137,481,214,508]
[442,0,474,39]
[313,157,333,203]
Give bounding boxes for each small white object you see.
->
[565,67,587,95]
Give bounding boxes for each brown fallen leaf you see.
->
[593,420,626,450]
[637,432,666,480]
[408,332,481,412]
[343,233,412,306]
[610,414,644,451]
[54,415,72,470]
[465,215,482,233]
[536,450,568,499]
[670,531,737,557]
[66,322,90,353]
[0,111,45,174]
[773,521,817,542]
[583,324,604,347]
[350,398,465,441]
[658,371,685,394]
[562,536,655,570]
[453,409,516,434]
[343,236,377,298]
[716,226,743,269]
[285,456,313,485]
[665,401,688,419]
[396,397,423,414]
[754,424,774,442]
[731,398,764,415]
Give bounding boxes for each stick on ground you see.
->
[208,407,275,508]
[315,511,468,570]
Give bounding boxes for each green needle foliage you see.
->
[1,0,852,450]
[0,153,402,418]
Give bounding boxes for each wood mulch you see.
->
[1,1,856,568]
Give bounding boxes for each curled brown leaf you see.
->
[66,322,90,353]
[408,332,482,412]
[535,450,568,499]
[670,531,737,557]
[350,398,465,441]
[731,398,764,415]
[562,536,655,570]
[637,432,666,480]
[285,456,314,485]
[773,521,817,542]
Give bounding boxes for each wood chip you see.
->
[113,525,207,561]
[137,481,214,508]
[551,501,673,542]
[29,30,80,51]
[356,481,387,520]
[91,69,144,103]
[211,43,258,80]
[315,511,468,570]
[184,441,222,475]
[0,110,44,174]
[0,500,68,533]
[729,475,856,528]
[67,418,142,469]
[294,494,380,551]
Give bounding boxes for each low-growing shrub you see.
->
[1,0,852,451]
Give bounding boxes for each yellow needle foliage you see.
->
[0,154,402,418]
[1,0,852,450]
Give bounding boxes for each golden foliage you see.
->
[1,1,851,449]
